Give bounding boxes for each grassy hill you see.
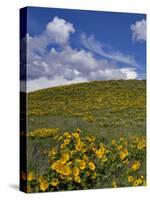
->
[24,80,146,191]
[27,80,146,139]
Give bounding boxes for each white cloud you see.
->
[89,68,137,80]
[26,16,75,54]
[20,16,139,91]
[131,19,146,42]
[27,76,87,92]
[46,17,75,44]
[81,34,138,67]
[26,42,137,82]
[119,68,137,79]
[27,67,137,92]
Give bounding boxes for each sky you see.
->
[20,7,146,92]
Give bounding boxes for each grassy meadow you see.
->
[22,80,146,192]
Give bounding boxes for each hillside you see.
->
[27,80,146,139]
[25,80,146,188]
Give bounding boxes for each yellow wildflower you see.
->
[40,180,49,191]
[137,139,146,150]
[74,176,81,183]
[28,128,59,137]
[132,178,143,186]
[64,132,71,138]
[119,149,128,160]
[52,160,63,173]
[60,174,66,179]
[64,139,70,145]
[27,172,34,181]
[88,162,96,171]
[128,176,134,183]
[75,143,82,151]
[73,167,80,177]
[95,147,105,159]
[61,153,70,164]
[131,161,141,171]
[78,160,86,170]
[50,178,59,187]
[72,132,79,139]
[86,136,95,142]
[62,166,71,176]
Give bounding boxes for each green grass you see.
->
[26,80,146,175]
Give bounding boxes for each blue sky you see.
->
[21,7,146,91]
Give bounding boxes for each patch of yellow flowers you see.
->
[22,129,146,192]
[27,128,59,137]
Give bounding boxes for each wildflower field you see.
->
[22,80,146,192]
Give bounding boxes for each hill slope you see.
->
[27,80,146,139]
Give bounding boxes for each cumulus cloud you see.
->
[26,16,75,53]
[20,16,138,91]
[131,19,146,42]
[81,34,138,67]
[46,17,75,44]
[89,68,137,81]
[119,68,137,79]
